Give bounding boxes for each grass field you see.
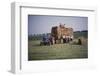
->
[28,40,88,60]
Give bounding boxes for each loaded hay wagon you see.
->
[40,23,74,45]
[51,23,74,44]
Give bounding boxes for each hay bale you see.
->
[77,37,87,45]
[71,37,87,45]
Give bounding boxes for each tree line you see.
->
[28,30,88,41]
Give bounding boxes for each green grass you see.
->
[28,40,88,60]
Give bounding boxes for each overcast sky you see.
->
[28,15,88,35]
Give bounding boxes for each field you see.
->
[28,39,88,60]
[28,31,88,60]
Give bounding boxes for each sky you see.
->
[28,15,88,35]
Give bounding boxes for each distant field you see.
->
[74,31,88,38]
[28,40,88,60]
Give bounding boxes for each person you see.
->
[78,38,82,45]
[70,35,73,41]
[65,36,70,43]
[52,37,55,44]
[62,35,66,43]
